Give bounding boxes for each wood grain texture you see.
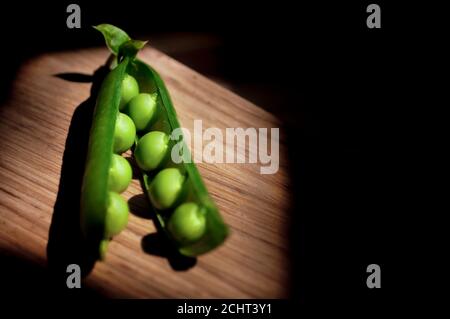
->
[0,47,291,298]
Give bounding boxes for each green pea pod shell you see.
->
[95,24,229,256]
[80,57,130,255]
[132,61,229,256]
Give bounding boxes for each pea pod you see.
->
[95,24,229,256]
[80,46,137,258]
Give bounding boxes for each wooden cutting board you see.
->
[0,47,291,298]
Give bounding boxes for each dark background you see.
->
[0,0,431,310]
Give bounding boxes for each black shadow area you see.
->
[46,66,109,295]
[127,194,197,271]
[0,251,102,299]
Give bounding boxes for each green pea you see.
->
[128,93,158,131]
[108,154,132,193]
[134,131,170,171]
[104,192,129,238]
[114,112,136,153]
[149,168,185,210]
[168,202,206,244]
[99,239,109,260]
[119,74,139,110]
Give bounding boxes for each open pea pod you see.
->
[95,24,229,256]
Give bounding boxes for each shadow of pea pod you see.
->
[54,72,94,83]
[141,233,197,271]
[46,65,110,294]
[128,193,153,219]
[123,155,142,180]
[127,194,197,271]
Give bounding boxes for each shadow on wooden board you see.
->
[46,66,108,289]
[127,193,197,271]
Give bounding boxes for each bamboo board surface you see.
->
[0,47,291,298]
